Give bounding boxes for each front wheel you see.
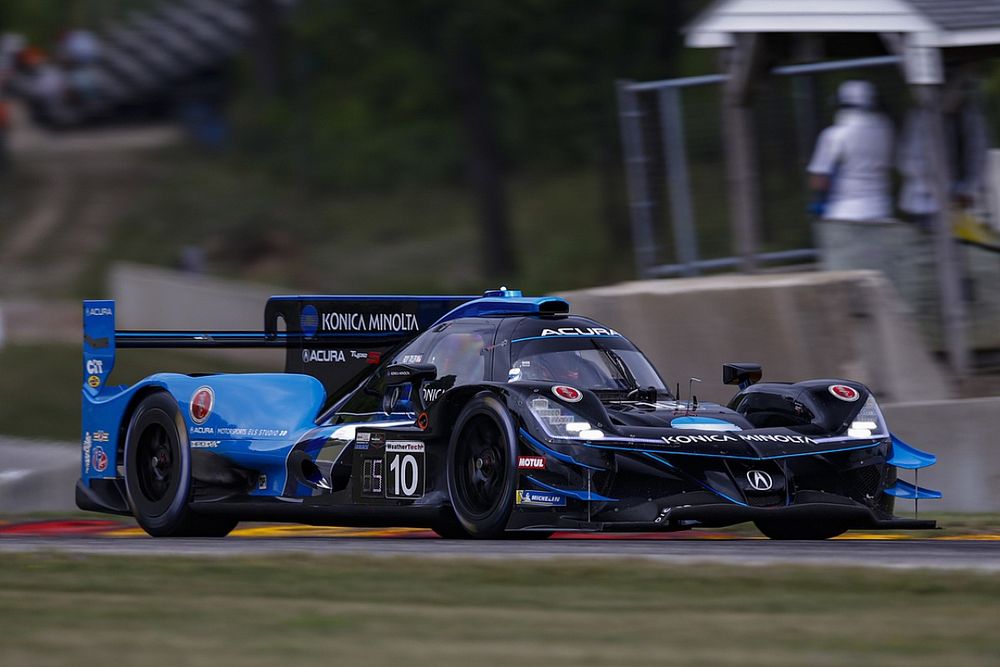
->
[124,393,237,537]
[446,394,518,539]
[753,519,847,540]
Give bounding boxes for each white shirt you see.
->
[808,109,894,221]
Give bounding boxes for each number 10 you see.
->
[388,453,419,497]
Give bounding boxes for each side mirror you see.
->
[385,363,437,385]
[723,363,762,389]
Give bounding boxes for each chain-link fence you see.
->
[617,56,908,278]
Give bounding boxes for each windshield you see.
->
[510,336,667,393]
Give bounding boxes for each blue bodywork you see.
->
[79,291,942,534]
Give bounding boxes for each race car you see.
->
[77,289,941,539]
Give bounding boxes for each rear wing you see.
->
[83,294,478,402]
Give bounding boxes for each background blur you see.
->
[0,0,710,296]
[2,0,1000,510]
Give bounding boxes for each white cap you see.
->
[838,80,876,110]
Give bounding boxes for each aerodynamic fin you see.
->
[888,434,937,469]
[883,480,943,500]
[82,300,116,397]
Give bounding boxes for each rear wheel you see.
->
[446,395,517,539]
[753,519,847,540]
[124,393,237,537]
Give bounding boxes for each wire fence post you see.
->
[658,86,699,276]
[615,80,658,278]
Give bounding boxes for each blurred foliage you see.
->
[0,0,152,44]
[231,0,706,191]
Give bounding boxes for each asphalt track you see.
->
[1,522,998,572]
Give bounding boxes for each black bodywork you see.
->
[77,293,938,537]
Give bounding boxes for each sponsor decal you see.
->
[83,432,92,474]
[87,375,101,388]
[300,305,320,338]
[190,386,214,424]
[517,456,546,470]
[660,433,817,446]
[385,386,401,412]
[421,386,445,404]
[85,307,113,317]
[258,474,268,491]
[356,432,371,443]
[385,441,425,498]
[368,351,382,365]
[191,426,214,435]
[828,384,860,402]
[191,440,220,449]
[516,490,566,506]
[386,441,425,453]
[84,334,109,349]
[93,430,109,443]
[214,427,288,437]
[85,359,104,375]
[552,385,583,403]
[401,354,423,364]
[746,470,773,491]
[321,312,419,333]
[91,446,108,473]
[540,327,619,337]
[302,348,346,363]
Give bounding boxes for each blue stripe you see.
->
[511,334,621,343]
[643,453,750,507]
[519,429,604,471]
[583,441,880,461]
[525,476,618,502]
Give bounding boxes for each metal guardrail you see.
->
[617,55,902,279]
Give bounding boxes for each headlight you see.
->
[846,395,888,439]
[528,396,604,440]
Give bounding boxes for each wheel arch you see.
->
[116,385,172,468]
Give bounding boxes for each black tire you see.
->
[124,392,237,538]
[431,518,471,539]
[446,394,518,539]
[753,520,848,540]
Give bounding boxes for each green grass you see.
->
[0,555,997,666]
[0,343,264,441]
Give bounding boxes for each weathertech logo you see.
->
[190,386,215,424]
[517,456,545,470]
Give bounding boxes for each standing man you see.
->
[807,80,894,222]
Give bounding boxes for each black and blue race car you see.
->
[77,289,941,539]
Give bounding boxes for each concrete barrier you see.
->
[884,398,1000,512]
[109,262,285,368]
[0,438,78,513]
[559,270,952,405]
[816,219,1000,350]
[110,262,284,330]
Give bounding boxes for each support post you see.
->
[722,35,763,272]
[916,85,970,376]
[658,87,700,276]
[616,80,659,277]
